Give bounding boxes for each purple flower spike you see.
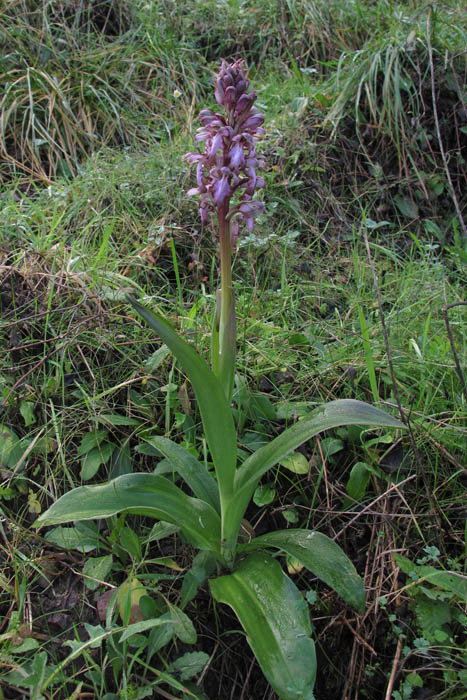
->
[184,59,265,234]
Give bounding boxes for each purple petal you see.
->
[239,200,265,217]
[224,86,236,107]
[212,172,232,207]
[194,131,210,143]
[214,80,224,106]
[196,163,205,188]
[236,79,249,94]
[223,73,234,88]
[229,142,245,169]
[183,152,205,163]
[243,113,264,129]
[208,132,223,160]
[246,166,257,194]
[234,91,257,115]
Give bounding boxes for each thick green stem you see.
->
[212,207,236,403]
[215,206,237,566]
[219,208,233,348]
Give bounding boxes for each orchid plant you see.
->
[37,60,404,699]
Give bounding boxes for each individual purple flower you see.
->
[183,59,265,233]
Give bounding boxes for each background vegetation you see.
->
[0,1,466,698]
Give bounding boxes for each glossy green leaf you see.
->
[222,400,404,553]
[211,287,236,402]
[181,551,217,608]
[243,529,365,611]
[343,461,372,508]
[280,451,309,474]
[253,484,276,507]
[36,473,221,553]
[144,436,220,513]
[128,297,237,500]
[80,442,116,480]
[210,552,316,700]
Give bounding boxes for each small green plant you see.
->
[379,548,467,700]
[36,60,405,700]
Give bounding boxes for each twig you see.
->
[426,9,467,239]
[441,301,467,394]
[384,636,403,700]
[341,617,377,656]
[333,474,417,541]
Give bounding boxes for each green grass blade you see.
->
[128,297,237,499]
[36,473,221,553]
[210,552,316,700]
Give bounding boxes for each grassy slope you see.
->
[0,1,466,699]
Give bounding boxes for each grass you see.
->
[1,1,466,698]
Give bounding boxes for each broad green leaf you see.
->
[283,509,299,524]
[120,525,142,559]
[223,400,404,553]
[168,651,210,681]
[20,400,36,427]
[118,577,148,624]
[414,595,451,642]
[319,437,344,459]
[80,442,116,480]
[343,462,372,508]
[0,425,22,467]
[167,602,197,643]
[280,451,309,474]
[144,344,170,372]
[36,473,221,553]
[394,194,419,219]
[77,430,109,456]
[128,297,237,500]
[44,522,101,552]
[144,436,219,513]
[181,551,217,608]
[82,555,113,591]
[243,529,365,611]
[394,555,467,600]
[109,440,132,478]
[253,484,276,506]
[210,552,316,700]
[145,521,180,543]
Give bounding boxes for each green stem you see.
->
[217,206,237,566]
[219,207,232,346]
[212,206,236,403]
